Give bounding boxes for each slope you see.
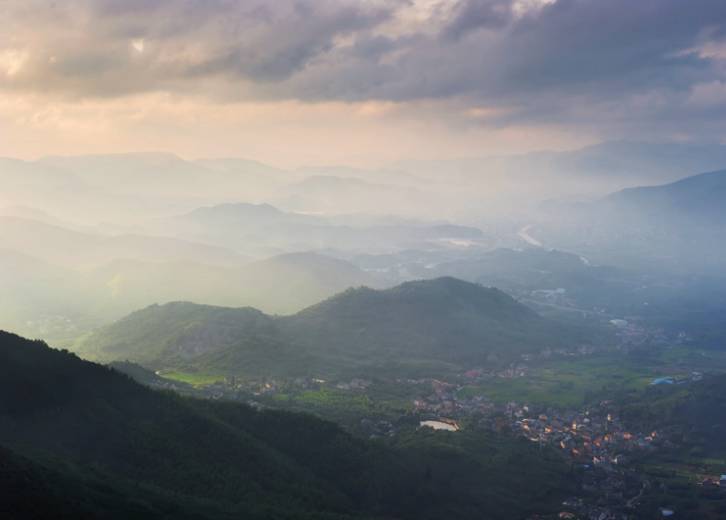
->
[0,330,573,519]
[77,278,586,378]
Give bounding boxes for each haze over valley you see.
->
[3,1,726,519]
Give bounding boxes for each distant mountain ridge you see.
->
[164,201,487,257]
[537,168,726,274]
[0,211,388,340]
[607,168,726,221]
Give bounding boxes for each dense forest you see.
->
[0,330,575,519]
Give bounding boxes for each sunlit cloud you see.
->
[0,49,29,77]
[1,0,726,161]
[130,39,145,54]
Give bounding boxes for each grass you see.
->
[458,354,655,407]
[264,385,416,429]
[459,346,726,409]
[633,454,726,520]
[159,370,225,387]
[655,345,726,370]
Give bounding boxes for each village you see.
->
[405,372,726,520]
[145,344,725,520]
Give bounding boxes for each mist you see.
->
[3,2,726,519]
[1,141,725,348]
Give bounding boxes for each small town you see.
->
[144,342,725,520]
[159,349,726,520]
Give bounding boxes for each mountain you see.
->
[621,373,726,453]
[77,302,279,366]
[388,141,726,218]
[432,248,607,288]
[165,202,320,256]
[534,141,726,184]
[0,330,573,519]
[295,165,424,187]
[184,201,291,222]
[284,277,564,368]
[0,216,255,342]
[0,217,382,341]
[400,141,726,189]
[0,155,201,222]
[240,252,381,313]
[85,252,376,317]
[194,158,299,200]
[606,168,726,222]
[0,248,97,343]
[0,153,267,223]
[430,248,628,310]
[77,277,587,378]
[0,158,89,209]
[0,216,243,269]
[537,169,726,274]
[279,175,429,216]
[38,152,206,195]
[165,202,487,257]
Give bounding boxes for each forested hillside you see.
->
[77,277,591,378]
[0,330,574,519]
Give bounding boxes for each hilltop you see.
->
[77,277,588,378]
[607,168,726,222]
[284,277,563,370]
[538,168,726,274]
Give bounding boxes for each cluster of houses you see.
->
[412,378,496,417]
[509,403,660,467]
[335,378,372,391]
[511,403,675,520]
[609,319,672,349]
[407,379,682,520]
[700,474,726,489]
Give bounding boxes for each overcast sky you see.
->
[2,0,726,167]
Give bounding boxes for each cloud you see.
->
[442,0,513,40]
[0,0,392,96]
[2,0,726,140]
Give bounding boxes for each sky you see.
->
[2,0,726,168]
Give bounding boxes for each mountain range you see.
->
[161,202,487,257]
[539,168,726,274]
[76,277,590,378]
[6,141,726,224]
[606,168,726,222]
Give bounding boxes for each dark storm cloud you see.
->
[442,0,513,41]
[3,0,726,133]
[297,0,726,101]
[0,0,393,96]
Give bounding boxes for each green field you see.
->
[458,347,726,408]
[160,370,225,387]
[268,385,416,428]
[458,356,651,407]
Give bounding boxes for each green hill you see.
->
[283,277,572,373]
[0,330,573,519]
[621,373,726,456]
[77,277,587,378]
[77,302,278,365]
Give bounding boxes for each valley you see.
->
[5,5,726,518]
[3,161,726,519]
[111,336,726,519]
